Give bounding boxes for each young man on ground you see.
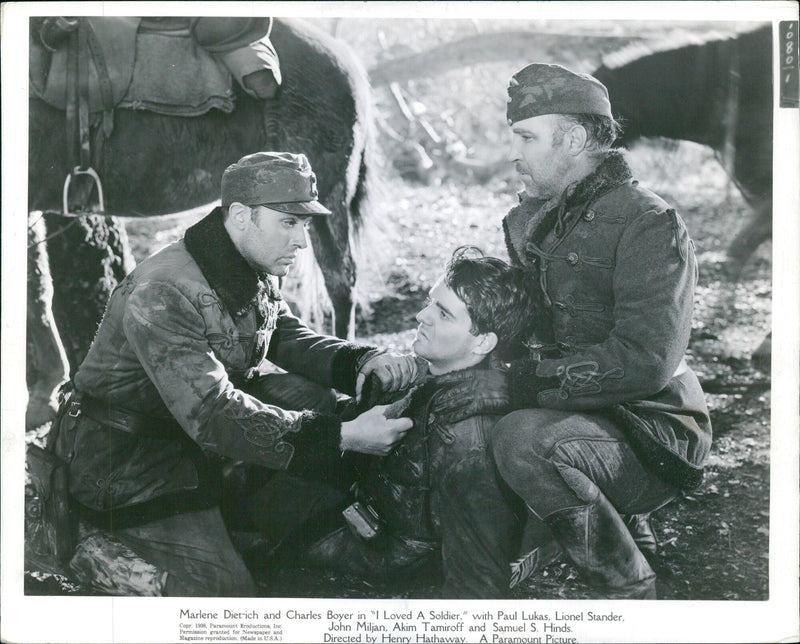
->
[301,247,539,598]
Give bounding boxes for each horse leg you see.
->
[724,197,772,280]
[307,193,357,340]
[44,214,135,372]
[26,212,70,430]
[308,229,356,340]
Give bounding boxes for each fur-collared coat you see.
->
[503,151,712,489]
[59,208,371,523]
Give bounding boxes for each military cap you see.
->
[221,151,331,215]
[506,63,612,125]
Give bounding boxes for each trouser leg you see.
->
[233,373,350,552]
[493,409,677,598]
[241,471,350,549]
[625,513,658,559]
[303,527,438,581]
[111,507,257,597]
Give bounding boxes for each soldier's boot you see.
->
[624,512,658,558]
[546,494,657,599]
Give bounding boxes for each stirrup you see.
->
[62,166,105,216]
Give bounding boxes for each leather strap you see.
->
[77,393,183,439]
[77,19,91,170]
[85,20,115,137]
[65,27,79,170]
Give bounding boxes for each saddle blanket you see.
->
[30,18,277,118]
[118,31,235,116]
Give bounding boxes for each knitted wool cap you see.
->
[506,63,612,125]
[221,151,331,215]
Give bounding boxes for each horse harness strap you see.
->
[63,19,108,215]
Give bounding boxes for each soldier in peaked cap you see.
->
[50,151,425,596]
[435,64,711,598]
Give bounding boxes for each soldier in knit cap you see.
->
[49,151,424,596]
[436,64,711,599]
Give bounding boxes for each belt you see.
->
[74,392,183,439]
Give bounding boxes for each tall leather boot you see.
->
[624,512,659,567]
[546,493,657,599]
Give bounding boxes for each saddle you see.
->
[29,16,278,214]
[30,17,277,117]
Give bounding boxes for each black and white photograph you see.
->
[2,2,798,643]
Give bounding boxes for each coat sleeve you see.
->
[123,280,343,474]
[266,300,375,396]
[509,208,696,410]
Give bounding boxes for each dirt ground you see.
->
[23,20,773,601]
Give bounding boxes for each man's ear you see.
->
[566,124,589,155]
[227,202,251,228]
[473,331,498,356]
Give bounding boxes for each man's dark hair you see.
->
[553,113,623,151]
[444,246,537,361]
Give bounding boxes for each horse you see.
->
[592,25,773,273]
[26,17,376,428]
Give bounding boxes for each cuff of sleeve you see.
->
[330,344,377,395]
[508,359,561,409]
[284,412,347,484]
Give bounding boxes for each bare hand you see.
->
[340,404,413,456]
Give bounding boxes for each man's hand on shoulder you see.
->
[355,350,428,402]
[430,369,511,425]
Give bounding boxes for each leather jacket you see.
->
[502,151,712,489]
[55,208,371,523]
[357,365,521,597]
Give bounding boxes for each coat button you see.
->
[583,210,596,222]
[567,252,579,266]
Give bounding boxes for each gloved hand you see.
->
[355,350,428,402]
[429,368,511,425]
